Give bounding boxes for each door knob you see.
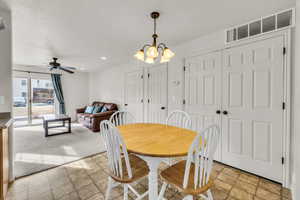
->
[161,107,166,110]
[216,110,221,114]
[223,110,228,115]
[124,104,128,106]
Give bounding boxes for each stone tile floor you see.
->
[7,153,292,200]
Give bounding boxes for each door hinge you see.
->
[282,157,285,165]
[183,66,186,72]
[183,99,186,105]
[148,73,150,78]
[141,99,143,103]
[141,75,143,79]
[148,99,150,103]
[282,102,286,110]
[283,47,286,55]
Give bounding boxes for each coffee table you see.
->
[43,114,71,137]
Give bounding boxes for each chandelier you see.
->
[134,12,175,64]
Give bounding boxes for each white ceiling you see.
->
[5,0,295,71]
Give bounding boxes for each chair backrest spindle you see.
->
[183,124,220,189]
[166,110,192,129]
[100,120,132,179]
[109,111,136,127]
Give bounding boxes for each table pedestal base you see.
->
[138,156,164,200]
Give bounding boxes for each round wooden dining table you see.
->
[117,123,197,200]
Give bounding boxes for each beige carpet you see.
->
[14,123,105,178]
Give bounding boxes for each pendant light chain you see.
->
[154,17,157,35]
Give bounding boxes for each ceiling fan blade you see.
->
[58,66,74,74]
[62,66,77,70]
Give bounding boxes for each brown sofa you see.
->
[76,101,118,132]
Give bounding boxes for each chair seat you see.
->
[109,154,149,183]
[160,160,213,195]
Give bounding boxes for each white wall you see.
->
[62,72,89,120]
[292,1,300,199]
[0,7,12,113]
[289,29,297,198]
[0,5,13,182]
[89,62,139,110]
[167,31,225,112]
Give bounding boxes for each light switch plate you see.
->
[0,96,5,105]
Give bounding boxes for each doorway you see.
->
[184,35,286,183]
[146,64,168,123]
[13,73,56,127]
[124,64,168,124]
[124,69,144,122]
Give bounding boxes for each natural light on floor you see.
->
[14,152,96,169]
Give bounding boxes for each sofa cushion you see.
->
[85,106,95,114]
[101,106,108,112]
[77,101,118,132]
[92,102,105,107]
[104,103,118,111]
[92,106,103,114]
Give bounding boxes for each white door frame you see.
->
[183,28,292,187]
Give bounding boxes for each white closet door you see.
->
[185,51,222,161]
[124,70,144,122]
[147,64,168,123]
[222,36,284,182]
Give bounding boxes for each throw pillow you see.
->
[101,106,108,112]
[85,106,95,114]
[92,106,103,114]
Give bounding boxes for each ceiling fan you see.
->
[48,57,76,74]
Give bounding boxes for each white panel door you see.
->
[185,51,222,161]
[124,70,144,122]
[147,64,168,123]
[222,36,284,182]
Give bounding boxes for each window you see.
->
[13,77,56,126]
[262,16,276,33]
[21,80,26,86]
[225,8,294,44]
[45,82,52,88]
[238,25,248,39]
[249,21,261,36]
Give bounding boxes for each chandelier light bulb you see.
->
[145,57,154,64]
[134,12,175,64]
[146,46,159,58]
[160,55,170,63]
[134,50,145,61]
[163,48,175,59]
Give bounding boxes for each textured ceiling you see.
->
[5,0,296,71]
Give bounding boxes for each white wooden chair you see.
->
[166,110,192,130]
[158,124,220,200]
[109,111,136,126]
[165,110,192,165]
[100,120,149,200]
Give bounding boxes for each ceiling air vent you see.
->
[226,8,294,43]
[0,17,5,31]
